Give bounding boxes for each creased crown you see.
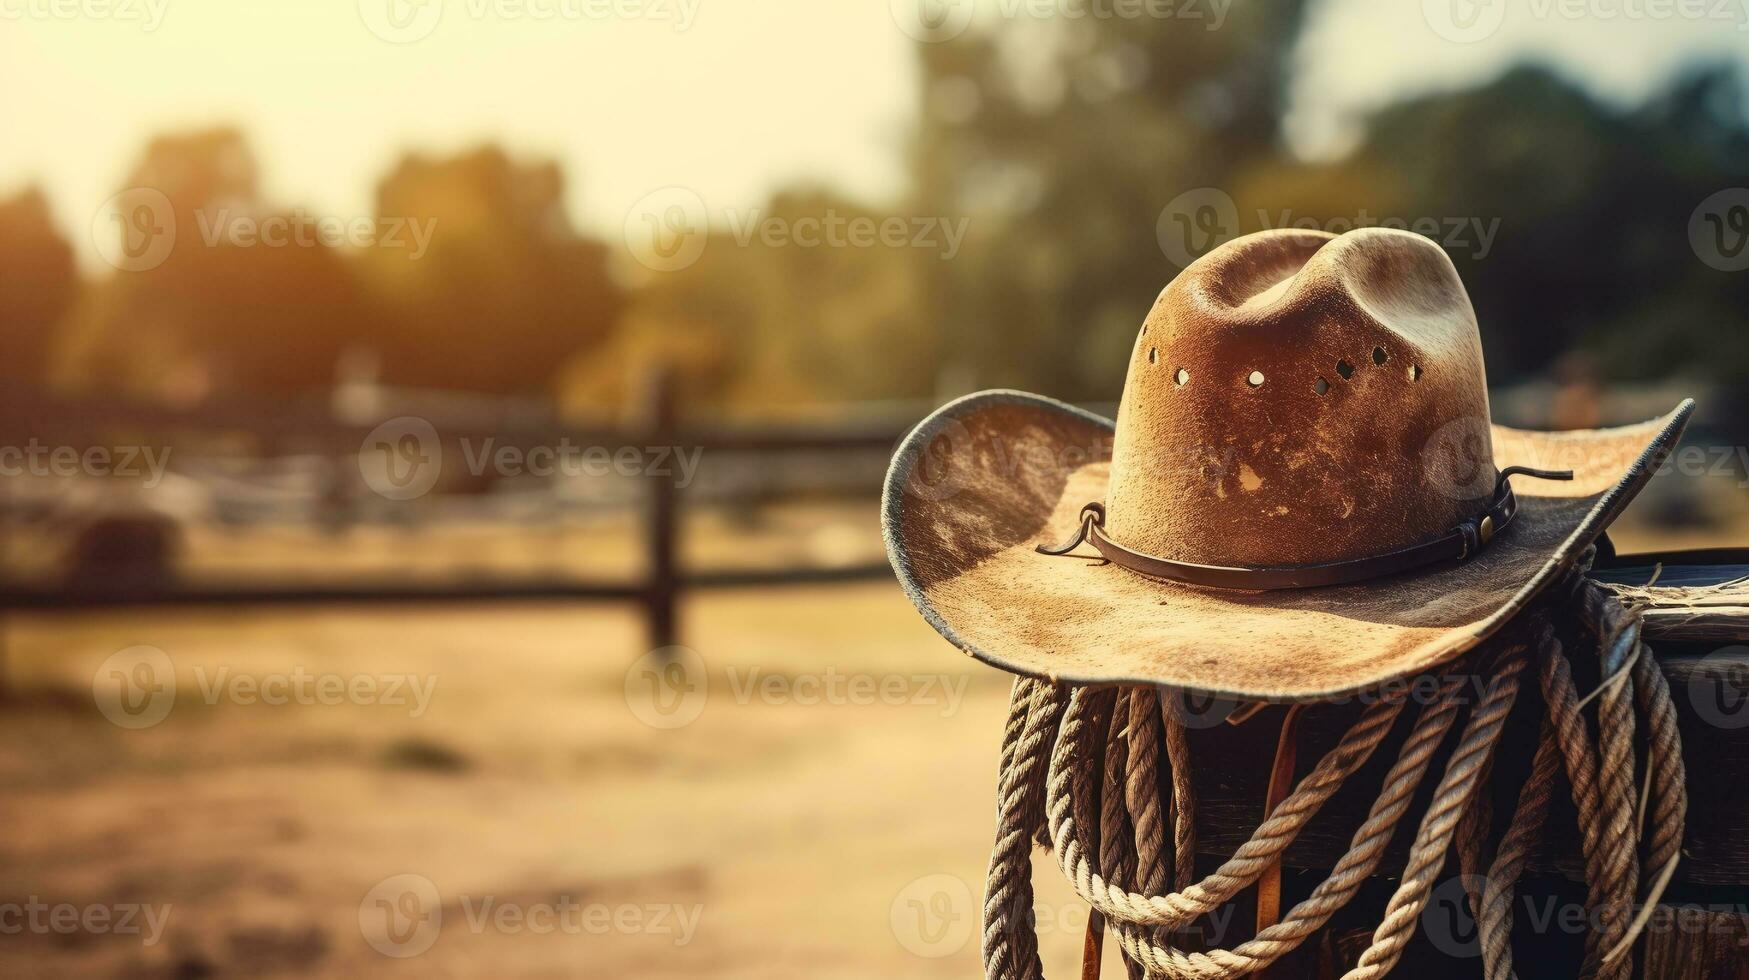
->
[1105,227,1494,568]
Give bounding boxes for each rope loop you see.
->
[981,580,1688,980]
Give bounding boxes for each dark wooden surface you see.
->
[1171,558,1749,894]
[1185,637,1749,890]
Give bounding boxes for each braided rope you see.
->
[1115,673,1470,978]
[984,678,1065,980]
[980,583,1689,980]
[1475,715,1561,980]
[1100,694,1149,980]
[1162,703,1196,893]
[1048,691,1406,931]
[1340,655,1527,978]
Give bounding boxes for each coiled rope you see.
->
[981,580,1687,979]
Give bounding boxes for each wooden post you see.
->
[642,368,679,654]
[0,469,10,700]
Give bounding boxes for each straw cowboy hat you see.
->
[883,227,1692,700]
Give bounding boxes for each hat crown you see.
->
[1105,227,1493,567]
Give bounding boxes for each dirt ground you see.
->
[0,582,1121,979]
[0,488,1738,979]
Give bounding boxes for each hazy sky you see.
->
[4,0,1746,269]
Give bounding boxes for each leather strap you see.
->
[1081,908,1105,980]
[1255,705,1305,970]
[1038,467,1573,591]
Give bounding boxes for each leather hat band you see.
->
[1037,466,1574,591]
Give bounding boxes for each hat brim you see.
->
[882,390,1694,701]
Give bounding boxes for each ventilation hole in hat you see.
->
[1313,377,1329,395]
[1373,346,1388,365]
[1409,364,1422,381]
[1148,346,1158,365]
[1174,368,1190,386]
[1336,359,1355,380]
[1247,371,1265,387]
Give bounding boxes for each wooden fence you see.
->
[0,373,914,651]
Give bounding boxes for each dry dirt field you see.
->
[0,582,1123,979]
[0,492,1735,979]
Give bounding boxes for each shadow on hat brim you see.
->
[882,389,1694,702]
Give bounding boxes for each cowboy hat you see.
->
[883,227,1692,700]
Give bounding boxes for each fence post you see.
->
[642,368,679,655]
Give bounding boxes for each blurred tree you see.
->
[363,146,624,394]
[0,187,75,385]
[560,186,931,418]
[911,2,1315,401]
[1347,63,1749,384]
[60,128,370,403]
